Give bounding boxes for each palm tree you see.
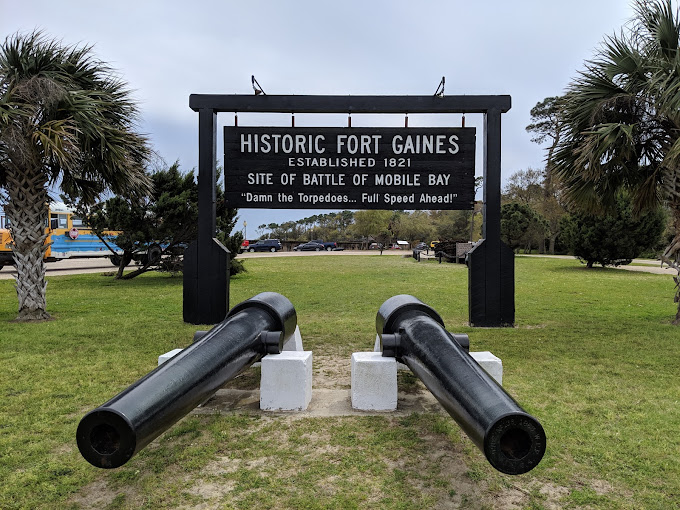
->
[554,0,680,323]
[0,32,151,321]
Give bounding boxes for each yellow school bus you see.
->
[0,203,122,270]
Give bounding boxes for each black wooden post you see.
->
[467,108,514,326]
[183,108,229,325]
[198,108,216,247]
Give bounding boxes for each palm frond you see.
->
[31,118,79,168]
[1,30,152,204]
[634,0,680,57]
[555,0,680,219]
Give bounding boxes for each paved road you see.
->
[0,257,115,280]
[0,251,675,279]
[0,250,403,280]
[238,249,403,258]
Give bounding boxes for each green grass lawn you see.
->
[0,255,679,509]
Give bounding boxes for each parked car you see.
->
[415,242,427,251]
[240,240,250,252]
[293,241,325,251]
[247,239,282,252]
[368,243,383,250]
[311,239,338,251]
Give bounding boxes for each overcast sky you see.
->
[5,1,636,236]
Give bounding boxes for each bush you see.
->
[501,202,548,253]
[559,195,666,267]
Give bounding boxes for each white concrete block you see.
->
[351,352,397,411]
[470,351,503,385]
[282,325,304,351]
[260,351,313,411]
[158,348,183,365]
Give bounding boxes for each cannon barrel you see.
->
[376,295,545,475]
[77,292,297,469]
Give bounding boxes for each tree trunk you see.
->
[120,265,153,280]
[5,168,51,321]
[115,252,134,280]
[668,242,680,325]
[119,251,155,280]
[549,233,559,255]
[662,201,680,325]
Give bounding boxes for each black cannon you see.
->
[77,292,297,469]
[376,295,546,475]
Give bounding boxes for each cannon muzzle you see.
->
[77,292,296,468]
[376,295,545,475]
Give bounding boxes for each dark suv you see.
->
[247,239,282,252]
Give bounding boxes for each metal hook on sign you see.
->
[405,112,409,128]
[462,112,465,128]
[348,111,352,128]
[252,75,266,95]
[235,112,238,127]
[292,112,295,128]
[434,76,445,97]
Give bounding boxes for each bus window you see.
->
[50,213,68,229]
[71,216,86,227]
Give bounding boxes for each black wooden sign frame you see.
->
[184,94,514,327]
